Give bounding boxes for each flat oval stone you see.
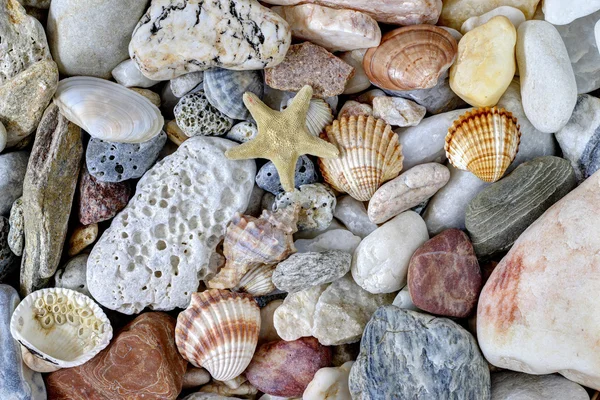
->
[461,6,525,33]
[439,0,539,31]
[256,156,318,195]
[466,156,576,257]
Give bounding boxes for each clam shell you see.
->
[53,77,164,144]
[234,264,277,296]
[9,288,112,370]
[284,97,333,136]
[318,115,404,201]
[445,107,521,183]
[363,25,457,91]
[203,68,264,120]
[175,289,260,381]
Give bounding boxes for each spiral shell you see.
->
[53,76,164,143]
[203,68,264,120]
[363,25,458,91]
[445,107,521,182]
[318,115,404,201]
[9,288,112,371]
[175,290,260,381]
[234,264,277,296]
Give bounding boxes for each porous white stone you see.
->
[273,284,327,341]
[338,50,371,95]
[372,96,426,127]
[275,184,336,231]
[333,196,377,239]
[543,0,600,25]
[170,72,204,98]
[55,254,91,298]
[294,229,361,254]
[461,6,525,34]
[112,59,161,88]
[87,137,256,314]
[303,361,353,400]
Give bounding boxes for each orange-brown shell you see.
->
[175,289,260,381]
[445,107,521,183]
[363,25,458,91]
[318,115,403,201]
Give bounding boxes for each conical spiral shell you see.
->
[363,25,457,91]
[445,107,521,182]
[234,264,277,296]
[318,116,404,201]
[175,290,260,381]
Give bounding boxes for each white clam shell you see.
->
[234,264,276,296]
[54,77,164,143]
[282,97,334,136]
[10,288,113,370]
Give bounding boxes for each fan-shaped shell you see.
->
[284,97,333,136]
[318,115,404,201]
[445,107,521,182]
[203,68,264,120]
[9,288,112,371]
[53,77,164,143]
[233,264,277,296]
[175,290,260,381]
[363,25,458,91]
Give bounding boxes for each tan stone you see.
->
[338,101,373,118]
[440,0,540,30]
[166,120,189,146]
[67,224,98,257]
[129,88,161,107]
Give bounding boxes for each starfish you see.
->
[225,85,339,192]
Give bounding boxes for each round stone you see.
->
[256,156,318,195]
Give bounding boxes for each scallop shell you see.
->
[445,107,521,183]
[363,25,458,91]
[53,77,164,143]
[233,264,277,296]
[9,288,112,371]
[203,68,264,120]
[284,97,333,136]
[318,115,404,201]
[175,289,260,381]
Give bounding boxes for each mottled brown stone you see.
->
[407,229,482,318]
[45,312,187,400]
[78,165,131,225]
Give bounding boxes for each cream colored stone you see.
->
[461,6,525,33]
[339,50,371,95]
[303,361,353,400]
[450,16,516,107]
[259,299,283,344]
[338,101,372,118]
[273,284,328,341]
[129,88,161,107]
[440,0,540,31]
[372,96,426,127]
[67,223,98,257]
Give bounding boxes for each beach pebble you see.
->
[333,196,377,239]
[0,151,28,216]
[331,344,360,367]
[273,251,351,293]
[200,380,258,398]
[54,254,91,298]
[184,394,241,400]
[78,166,131,225]
[439,0,539,30]
[256,156,318,195]
[174,92,234,137]
[466,157,576,257]
[0,217,16,281]
[392,286,420,311]
[294,229,361,254]
[543,0,600,25]
[112,59,160,88]
[372,96,426,127]
[67,224,98,257]
[351,211,429,294]
[338,101,373,118]
[170,72,204,98]
[244,184,265,217]
[7,198,24,256]
[349,306,491,399]
[338,50,371,95]
[182,367,211,390]
[246,337,332,398]
[0,122,6,153]
[461,6,525,33]
[516,21,577,133]
[275,183,336,231]
[274,284,327,341]
[203,68,264,120]
[303,361,353,400]
[130,88,161,107]
[226,121,258,143]
[86,132,167,183]
[491,372,589,400]
[273,5,380,52]
[407,229,481,318]
[265,42,355,98]
[368,163,450,224]
[259,299,283,344]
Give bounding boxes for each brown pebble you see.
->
[67,223,98,257]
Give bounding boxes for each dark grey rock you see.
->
[86,131,167,183]
[174,91,234,137]
[0,151,29,216]
[0,217,16,281]
[203,68,264,120]
[256,156,318,195]
[272,251,351,293]
[491,372,588,400]
[255,292,287,308]
[466,156,576,257]
[349,306,491,400]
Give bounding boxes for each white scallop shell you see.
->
[10,288,113,370]
[234,264,276,296]
[283,97,334,137]
[53,77,164,143]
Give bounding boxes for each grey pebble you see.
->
[256,156,318,195]
[7,198,24,257]
[0,151,29,216]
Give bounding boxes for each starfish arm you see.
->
[225,140,265,160]
[243,92,275,122]
[285,85,313,118]
[272,154,299,193]
[302,134,340,159]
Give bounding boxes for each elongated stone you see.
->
[491,372,589,399]
[0,152,28,216]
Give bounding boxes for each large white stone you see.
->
[333,196,377,239]
[87,137,255,314]
[351,211,429,294]
[303,362,353,400]
[273,284,327,341]
[543,0,600,25]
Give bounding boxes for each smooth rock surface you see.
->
[259,299,283,344]
[171,72,204,98]
[256,156,318,195]
[372,96,425,127]
[490,372,589,400]
[543,0,600,25]
[392,286,420,311]
[273,251,351,293]
[333,196,377,239]
[368,163,450,224]
[0,217,16,281]
[351,211,429,294]
[466,156,576,257]
[294,229,361,254]
[477,169,600,389]
[273,284,328,341]
[0,151,28,216]
[67,224,98,257]
[129,0,291,80]
[174,92,234,137]
[226,121,258,143]
[349,306,491,399]
[78,166,132,225]
[338,50,370,95]
[87,137,255,314]
[303,361,353,400]
[0,122,6,153]
[7,198,24,256]
[517,21,577,133]
[440,0,540,30]
[54,254,91,298]
[461,6,525,33]
[112,59,161,88]
[275,184,336,231]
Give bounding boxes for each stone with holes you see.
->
[174,92,234,137]
[256,156,318,195]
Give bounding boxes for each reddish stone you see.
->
[45,312,187,400]
[407,229,482,318]
[78,165,131,225]
[245,337,332,397]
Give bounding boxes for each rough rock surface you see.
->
[46,312,187,399]
[440,0,540,30]
[303,361,353,400]
[490,372,589,400]
[226,121,258,143]
[372,96,426,127]
[477,169,600,390]
[54,254,91,297]
[129,0,291,80]
[0,151,28,216]
[87,137,255,314]
[21,104,82,295]
[273,284,327,341]
[273,251,351,293]
[174,92,234,137]
[256,156,318,195]
[333,196,377,239]
[466,157,576,257]
[275,183,336,231]
[349,306,491,399]
[78,166,132,225]
[294,229,361,254]
[7,198,24,256]
[0,217,16,281]
[338,100,372,118]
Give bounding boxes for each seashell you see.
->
[203,68,264,120]
[175,289,260,381]
[445,107,521,183]
[318,115,404,201]
[284,97,333,137]
[363,25,458,91]
[53,76,164,144]
[233,264,277,296]
[208,205,300,289]
[10,288,112,371]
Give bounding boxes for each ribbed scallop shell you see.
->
[175,290,260,381]
[9,288,112,370]
[203,68,264,120]
[318,116,404,201]
[363,25,457,91]
[233,264,276,296]
[284,97,333,136]
[445,107,521,182]
[53,77,164,143]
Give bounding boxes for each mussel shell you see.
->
[203,68,264,120]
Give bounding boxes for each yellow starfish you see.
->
[225,85,339,192]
